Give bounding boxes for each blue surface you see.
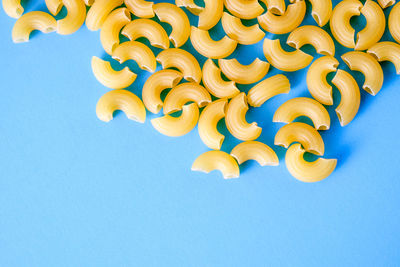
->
[1,1,400,266]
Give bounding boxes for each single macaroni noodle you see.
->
[230,141,279,166]
[86,0,124,31]
[124,0,154,18]
[218,58,270,85]
[121,19,170,49]
[221,12,265,45]
[12,11,56,43]
[192,150,240,179]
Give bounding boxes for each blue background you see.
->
[1,0,400,266]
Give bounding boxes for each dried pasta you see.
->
[86,0,124,31]
[124,0,154,18]
[45,0,62,16]
[367,42,400,74]
[197,0,223,30]
[230,141,279,166]
[100,8,131,55]
[112,41,157,73]
[192,150,240,179]
[224,0,264,19]
[175,0,203,15]
[57,0,86,35]
[218,58,270,85]
[388,3,400,44]
[261,0,285,15]
[377,0,395,9]
[121,19,170,49]
[221,12,265,45]
[12,11,56,43]
[309,0,332,27]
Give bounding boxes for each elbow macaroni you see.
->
[218,58,270,85]
[273,97,331,130]
[124,0,154,18]
[153,3,190,48]
[198,99,228,150]
[378,0,395,9]
[308,0,332,27]
[112,41,157,73]
[221,12,265,45]
[224,0,264,19]
[121,19,170,49]
[86,0,124,31]
[192,150,240,179]
[202,59,240,99]
[175,0,203,15]
[57,0,86,35]
[367,42,400,74]
[3,0,23,18]
[247,74,291,108]
[100,8,131,55]
[225,93,262,141]
[261,0,285,15]
[230,141,279,166]
[389,3,400,44]
[45,0,62,16]
[91,56,137,89]
[96,89,146,123]
[142,70,183,114]
[197,0,223,30]
[12,11,57,43]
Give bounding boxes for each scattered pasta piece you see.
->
[221,12,265,45]
[86,0,124,31]
[192,150,240,179]
[218,58,270,85]
[122,19,170,49]
[247,75,291,108]
[124,0,154,18]
[367,42,400,74]
[12,11,57,43]
[100,8,131,55]
[224,0,264,20]
[388,2,400,44]
[112,41,157,73]
[231,141,279,166]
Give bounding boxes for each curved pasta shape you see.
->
[367,42,400,74]
[247,74,291,108]
[355,0,385,51]
[218,58,270,85]
[378,0,395,9]
[224,0,264,19]
[202,59,239,99]
[163,82,211,114]
[156,48,202,83]
[3,0,23,18]
[263,39,313,72]
[221,12,265,45]
[121,19,169,49]
[151,103,199,137]
[190,27,237,59]
[306,56,339,105]
[12,11,57,43]
[124,0,154,18]
[261,0,285,15]
[330,0,362,48]
[287,25,335,56]
[273,97,331,130]
[342,51,383,96]
[197,0,223,30]
[57,0,86,35]
[388,2,400,44]
[198,99,228,150]
[191,150,240,179]
[91,56,137,89]
[142,70,183,114]
[45,0,62,16]
[112,41,156,73]
[225,93,262,141]
[274,122,325,156]
[306,0,332,27]
[331,70,360,126]
[153,3,190,48]
[230,141,279,166]
[285,144,337,183]
[86,0,124,31]
[100,8,131,55]
[96,89,146,123]
[175,0,203,15]
[258,1,306,34]
[83,0,94,5]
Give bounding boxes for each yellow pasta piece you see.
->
[263,39,313,72]
[287,25,335,56]
[261,0,285,15]
[367,42,400,74]
[91,56,137,89]
[175,0,203,15]
[163,82,211,114]
[100,8,131,55]
[12,11,56,43]
[45,0,62,16]
[83,0,94,5]
[196,0,223,30]
[224,0,264,19]
[247,74,291,108]
[306,56,339,105]
[331,70,360,126]
[124,0,154,18]
[153,3,190,48]
[355,0,385,50]
[342,51,383,96]
[121,19,170,49]
[190,26,237,59]
[112,41,157,73]
[221,12,265,45]
[57,0,86,35]
[377,0,395,8]
[275,122,325,156]
[3,0,24,18]
[258,1,306,34]
[96,89,146,123]
[218,58,270,85]
[285,144,337,183]
[225,93,262,141]
[308,0,332,27]
[192,150,240,179]
[202,59,239,99]
[388,2,400,44]
[142,70,183,114]
[198,99,228,150]
[273,97,331,130]
[151,103,199,137]
[231,141,279,166]
[86,0,123,31]
[330,0,362,48]
[156,48,202,83]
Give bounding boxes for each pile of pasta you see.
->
[4,0,400,182]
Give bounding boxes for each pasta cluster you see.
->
[3,0,399,182]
